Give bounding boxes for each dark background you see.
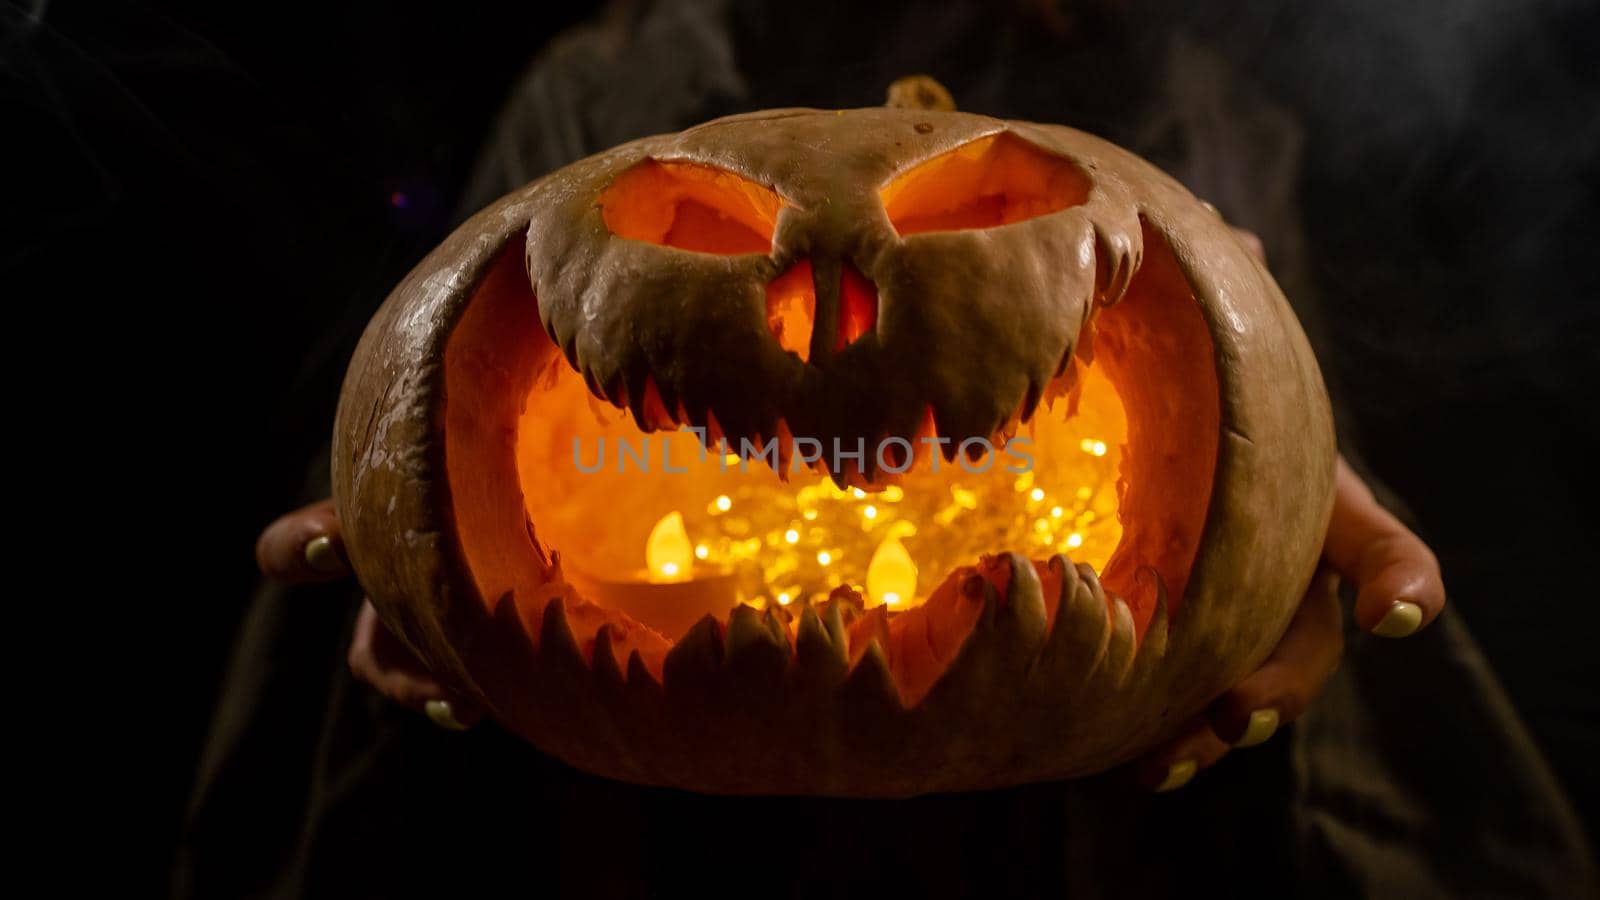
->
[4,0,1596,891]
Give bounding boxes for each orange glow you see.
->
[765,261,816,361]
[879,133,1090,236]
[766,260,878,361]
[600,159,783,254]
[645,511,693,580]
[837,263,878,349]
[867,536,917,608]
[515,352,1128,632]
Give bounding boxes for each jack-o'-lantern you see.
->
[333,84,1334,796]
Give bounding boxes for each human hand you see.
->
[256,499,483,730]
[1133,455,1447,791]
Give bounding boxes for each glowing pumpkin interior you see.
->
[443,137,1220,706]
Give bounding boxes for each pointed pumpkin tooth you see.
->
[1045,553,1081,598]
[1093,215,1142,305]
[625,648,661,691]
[997,552,1048,652]
[1037,553,1076,625]
[663,614,724,691]
[848,605,892,667]
[761,604,791,641]
[623,368,652,430]
[1135,566,1171,663]
[565,336,584,375]
[1019,379,1044,425]
[796,603,842,657]
[539,593,583,663]
[1101,593,1138,687]
[726,603,789,665]
[841,638,901,707]
[590,623,625,690]
[794,603,849,688]
[491,589,529,643]
[724,603,764,650]
[822,597,849,649]
[477,591,539,717]
[1074,561,1107,607]
[724,603,788,691]
[1042,556,1110,682]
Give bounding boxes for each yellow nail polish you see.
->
[1155,759,1197,792]
[304,535,344,574]
[1372,601,1422,638]
[1235,708,1280,748]
[425,698,469,731]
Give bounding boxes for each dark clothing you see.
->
[178,2,1597,896]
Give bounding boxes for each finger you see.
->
[1323,457,1446,637]
[1209,566,1344,745]
[347,601,482,728]
[256,498,349,584]
[1136,715,1233,792]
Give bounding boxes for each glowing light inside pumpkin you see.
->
[600,160,782,255]
[879,133,1091,236]
[518,291,1129,625]
[867,536,917,608]
[609,382,1123,610]
[646,511,694,581]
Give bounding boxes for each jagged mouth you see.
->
[511,347,1129,704]
[442,219,1220,707]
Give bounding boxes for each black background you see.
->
[4,0,1597,891]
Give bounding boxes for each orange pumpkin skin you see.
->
[333,105,1335,796]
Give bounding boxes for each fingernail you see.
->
[424,698,469,731]
[304,535,345,574]
[1372,600,1422,638]
[1200,200,1224,219]
[1155,759,1197,792]
[1235,708,1280,748]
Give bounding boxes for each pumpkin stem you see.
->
[885,75,956,112]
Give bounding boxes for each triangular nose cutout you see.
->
[837,263,879,352]
[766,260,816,362]
[766,259,877,364]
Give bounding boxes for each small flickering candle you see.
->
[566,510,741,638]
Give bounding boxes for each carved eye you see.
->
[879,133,1090,236]
[600,159,783,255]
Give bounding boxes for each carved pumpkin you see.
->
[333,95,1334,796]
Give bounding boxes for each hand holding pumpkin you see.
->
[1134,459,1445,790]
[255,498,483,730]
[255,452,1443,790]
